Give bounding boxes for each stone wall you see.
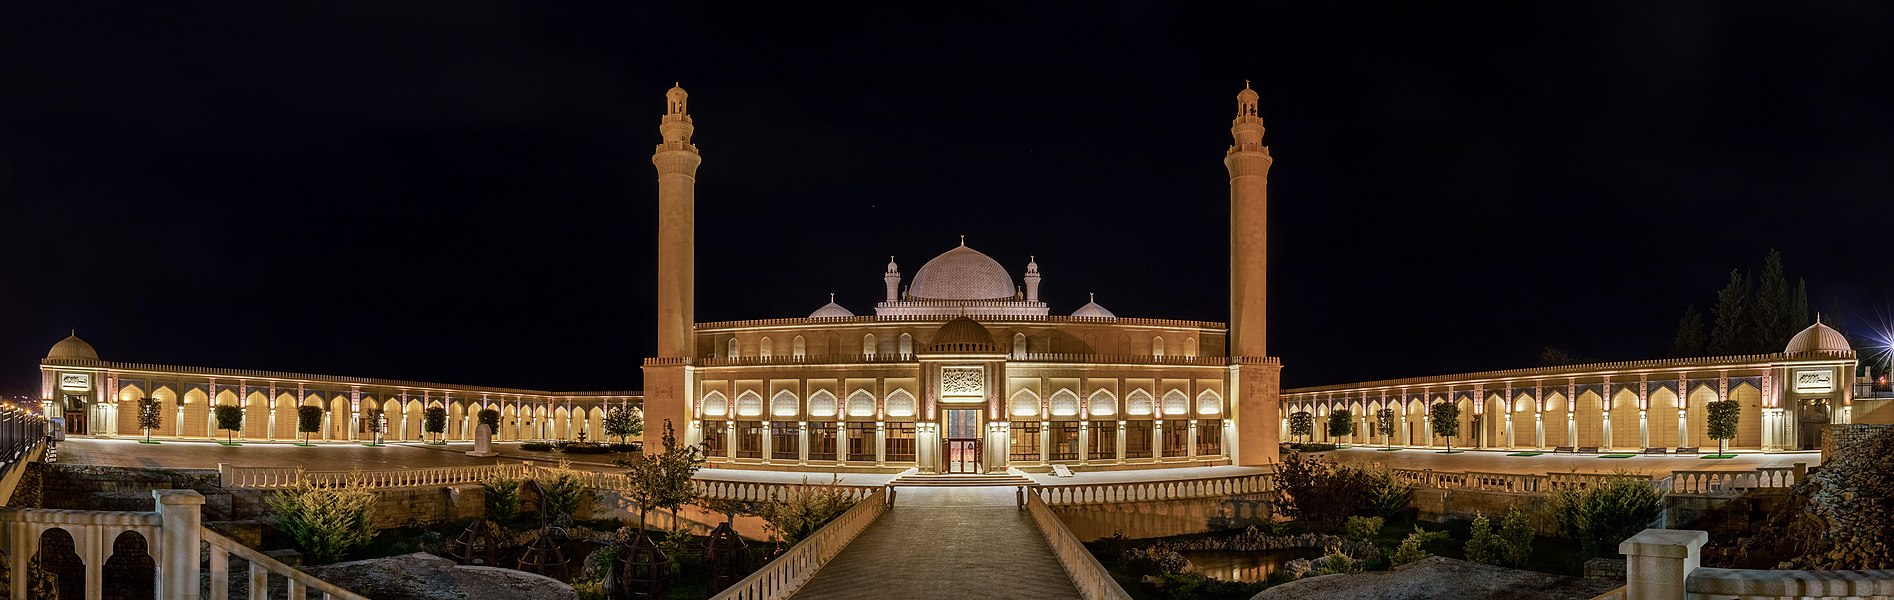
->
[1053,494,1273,541]
[1410,488,1554,533]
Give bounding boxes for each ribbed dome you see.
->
[809,294,853,318]
[46,332,98,361]
[926,317,998,352]
[1071,293,1116,319]
[1785,318,1851,354]
[908,244,1016,301]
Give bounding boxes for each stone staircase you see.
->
[888,471,1035,487]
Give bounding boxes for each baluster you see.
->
[209,543,230,599]
[249,558,268,598]
[288,577,306,600]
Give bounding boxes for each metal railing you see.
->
[1025,491,1135,600]
[709,487,889,600]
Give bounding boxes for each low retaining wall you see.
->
[1053,494,1273,541]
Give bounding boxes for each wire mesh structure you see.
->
[449,519,502,566]
[702,520,748,595]
[609,529,671,600]
[516,479,571,579]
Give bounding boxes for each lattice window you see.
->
[1049,389,1080,416]
[1088,389,1117,416]
[808,390,837,417]
[1126,389,1155,415]
[885,389,916,417]
[1010,389,1041,417]
[701,390,729,417]
[846,390,876,417]
[734,391,764,417]
[771,390,799,417]
[1162,390,1190,415]
[1196,390,1222,415]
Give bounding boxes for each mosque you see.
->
[37,83,1884,472]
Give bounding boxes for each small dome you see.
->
[809,294,853,318]
[1071,293,1116,319]
[908,243,1016,301]
[1785,318,1851,354]
[926,317,998,352]
[46,331,99,361]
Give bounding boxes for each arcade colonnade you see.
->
[40,357,636,444]
[1283,349,1859,452]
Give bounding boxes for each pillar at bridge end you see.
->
[154,489,205,599]
[1619,528,1706,600]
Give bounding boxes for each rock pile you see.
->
[1738,425,1894,569]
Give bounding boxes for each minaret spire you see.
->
[1224,80,1279,467]
[646,82,703,451]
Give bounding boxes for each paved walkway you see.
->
[790,487,1080,600]
[1321,446,1820,478]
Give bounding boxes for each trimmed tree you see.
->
[214,405,244,445]
[1288,411,1314,444]
[138,397,163,442]
[296,405,323,445]
[615,420,707,531]
[362,408,384,446]
[1376,407,1397,450]
[1706,399,1741,457]
[1430,402,1462,453]
[423,406,447,443]
[477,408,501,436]
[1329,409,1354,442]
[605,405,643,444]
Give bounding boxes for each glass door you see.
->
[944,409,980,473]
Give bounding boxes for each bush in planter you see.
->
[559,442,611,454]
[608,442,640,453]
[520,441,553,452]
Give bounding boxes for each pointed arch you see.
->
[885,389,916,417]
[846,390,876,417]
[1152,336,1165,357]
[760,337,773,358]
[771,390,799,417]
[808,389,838,417]
[727,337,739,359]
[1197,390,1223,415]
[1013,333,1028,359]
[1048,388,1079,416]
[1010,388,1042,417]
[863,334,877,359]
[734,391,764,417]
[1183,337,1197,358]
[1161,389,1190,415]
[898,333,913,355]
[792,335,806,358]
[1088,389,1117,416]
[701,390,729,417]
[1126,389,1155,415]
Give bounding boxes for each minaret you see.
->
[883,257,901,302]
[1226,81,1270,358]
[645,83,701,449]
[1224,81,1280,466]
[1023,256,1041,303]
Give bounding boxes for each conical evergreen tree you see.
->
[1752,250,1790,351]
[1708,269,1750,355]
[1791,278,1811,332]
[1669,305,1707,358]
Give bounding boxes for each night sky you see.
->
[3,3,1891,395]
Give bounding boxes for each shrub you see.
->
[137,397,163,440]
[1328,409,1354,439]
[1430,402,1462,451]
[756,476,857,545]
[1288,442,1339,452]
[558,442,611,454]
[483,474,522,523]
[1375,407,1397,448]
[1499,506,1534,567]
[1464,512,1503,565]
[214,405,244,443]
[521,441,553,452]
[1363,466,1414,520]
[536,461,586,518]
[477,408,501,434]
[1288,411,1314,443]
[1313,544,1365,575]
[296,406,323,444]
[423,406,447,440]
[1344,516,1384,540]
[265,472,378,564]
[605,406,643,443]
[608,443,639,453]
[1706,399,1740,456]
[1549,476,1664,558]
[1273,452,1373,526]
[1390,526,1450,567]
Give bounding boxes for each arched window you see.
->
[793,335,806,358]
[1152,337,1165,357]
[1012,333,1028,359]
[846,390,876,417]
[1010,389,1041,417]
[701,391,729,416]
[863,334,877,359]
[1162,390,1190,415]
[734,391,764,417]
[808,390,837,417]
[1196,390,1222,415]
[760,337,773,359]
[885,389,916,417]
[1126,389,1155,415]
[1049,389,1080,416]
[1088,389,1117,416]
[727,338,739,359]
[771,390,799,417]
[898,333,913,355]
[1184,337,1197,358]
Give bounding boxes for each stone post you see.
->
[1619,528,1706,600]
[155,489,206,599]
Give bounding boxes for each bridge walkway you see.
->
[789,486,1081,599]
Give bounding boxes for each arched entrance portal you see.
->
[1797,398,1830,450]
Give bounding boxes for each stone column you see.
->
[1619,529,1707,600]
[644,84,700,451]
[1226,81,1279,467]
[155,489,206,599]
[1638,377,1650,450]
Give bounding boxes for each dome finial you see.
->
[959,234,965,247]
[1089,292,1095,302]
[1816,312,1824,324]
[829,292,835,302]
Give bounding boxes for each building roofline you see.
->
[40,358,641,399]
[694,314,1227,332]
[1283,350,1856,396]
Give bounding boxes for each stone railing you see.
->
[0,489,364,599]
[222,462,883,503]
[1025,491,1135,600]
[1617,528,1894,600]
[1391,468,1657,495]
[709,487,889,600]
[1033,473,1274,506]
[1666,467,1798,496]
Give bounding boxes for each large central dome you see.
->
[908,244,1016,301]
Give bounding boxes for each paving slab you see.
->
[790,487,1080,599]
[1320,446,1820,478]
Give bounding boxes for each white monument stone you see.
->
[465,423,497,457]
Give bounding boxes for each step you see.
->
[888,474,1037,487]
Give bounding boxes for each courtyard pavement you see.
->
[1319,446,1820,478]
[789,486,1081,600]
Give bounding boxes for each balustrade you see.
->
[1033,473,1273,506]
[1025,492,1135,600]
[710,488,888,599]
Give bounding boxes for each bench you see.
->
[1674,447,1699,455]
[1576,446,1599,454]
[1553,446,1575,454]
[1050,465,1076,478]
[1643,447,1668,455]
